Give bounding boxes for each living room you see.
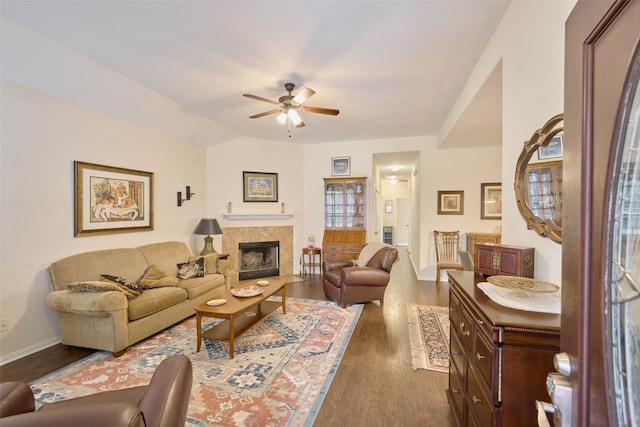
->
[0,1,575,370]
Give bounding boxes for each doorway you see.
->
[396,197,410,246]
[372,151,419,249]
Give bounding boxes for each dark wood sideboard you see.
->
[447,271,560,427]
[475,243,535,277]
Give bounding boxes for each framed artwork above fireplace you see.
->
[243,171,278,202]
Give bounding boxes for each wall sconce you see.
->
[177,186,195,207]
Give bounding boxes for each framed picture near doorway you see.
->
[480,182,502,219]
[437,190,464,215]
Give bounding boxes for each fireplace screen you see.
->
[238,241,280,280]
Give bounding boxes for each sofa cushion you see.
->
[127,287,188,321]
[178,275,225,299]
[137,242,192,277]
[137,265,179,289]
[176,258,205,280]
[67,281,139,300]
[49,248,148,292]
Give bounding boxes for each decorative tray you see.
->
[231,286,264,298]
[486,276,559,293]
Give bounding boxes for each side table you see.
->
[301,247,322,276]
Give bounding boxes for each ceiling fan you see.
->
[243,82,340,128]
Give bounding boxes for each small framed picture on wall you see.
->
[480,182,502,220]
[437,190,464,215]
[331,156,351,176]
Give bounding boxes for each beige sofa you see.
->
[47,241,231,356]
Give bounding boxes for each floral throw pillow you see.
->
[188,253,218,274]
[177,257,205,280]
[101,274,144,295]
[68,280,139,300]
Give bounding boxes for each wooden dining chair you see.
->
[434,230,463,285]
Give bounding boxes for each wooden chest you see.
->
[322,230,366,261]
[475,243,534,277]
[466,232,501,268]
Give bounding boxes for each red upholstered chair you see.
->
[0,354,192,427]
[322,243,398,308]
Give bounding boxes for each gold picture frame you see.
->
[74,161,154,236]
[437,190,464,215]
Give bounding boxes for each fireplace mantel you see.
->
[223,213,294,220]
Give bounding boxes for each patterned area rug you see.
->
[407,304,450,372]
[30,297,362,426]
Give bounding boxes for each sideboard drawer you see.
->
[450,331,465,376]
[472,332,494,391]
[467,366,494,426]
[448,361,466,421]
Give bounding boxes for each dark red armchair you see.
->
[322,244,398,308]
[0,354,193,427]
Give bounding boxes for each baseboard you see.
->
[0,336,61,366]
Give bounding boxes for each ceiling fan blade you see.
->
[293,87,316,104]
[249,109,281,119]
[303,106,340,116]
[243,93,278,104]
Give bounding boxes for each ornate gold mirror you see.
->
[514,113,563,243]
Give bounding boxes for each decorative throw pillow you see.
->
[137,265,179,289]
[177,257,205,280]
[100,274,144,295]
[189,253,218,274]
[67,281,138,300]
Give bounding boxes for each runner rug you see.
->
[29,297,362,426]
[407,304,450,372]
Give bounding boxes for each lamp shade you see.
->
[194,218,223,236]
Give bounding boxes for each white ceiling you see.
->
[1,0,508,155]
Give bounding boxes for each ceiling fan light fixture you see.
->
[276,112,287,124]
[288,109,302,126]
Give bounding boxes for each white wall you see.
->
[0,81,210,364]
[205,136,304,260]
[298,136,502,281]
[443,0,577,285]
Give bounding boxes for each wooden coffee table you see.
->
[194,278,286,359]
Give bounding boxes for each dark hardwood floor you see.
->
[0,247,454,426]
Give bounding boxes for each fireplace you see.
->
[222,226,292,285]
[238,241,280,280]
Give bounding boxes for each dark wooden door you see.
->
[564,1,640,425]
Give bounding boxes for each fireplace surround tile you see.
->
[222,226,293,285]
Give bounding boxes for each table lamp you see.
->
[194,218,223,255]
